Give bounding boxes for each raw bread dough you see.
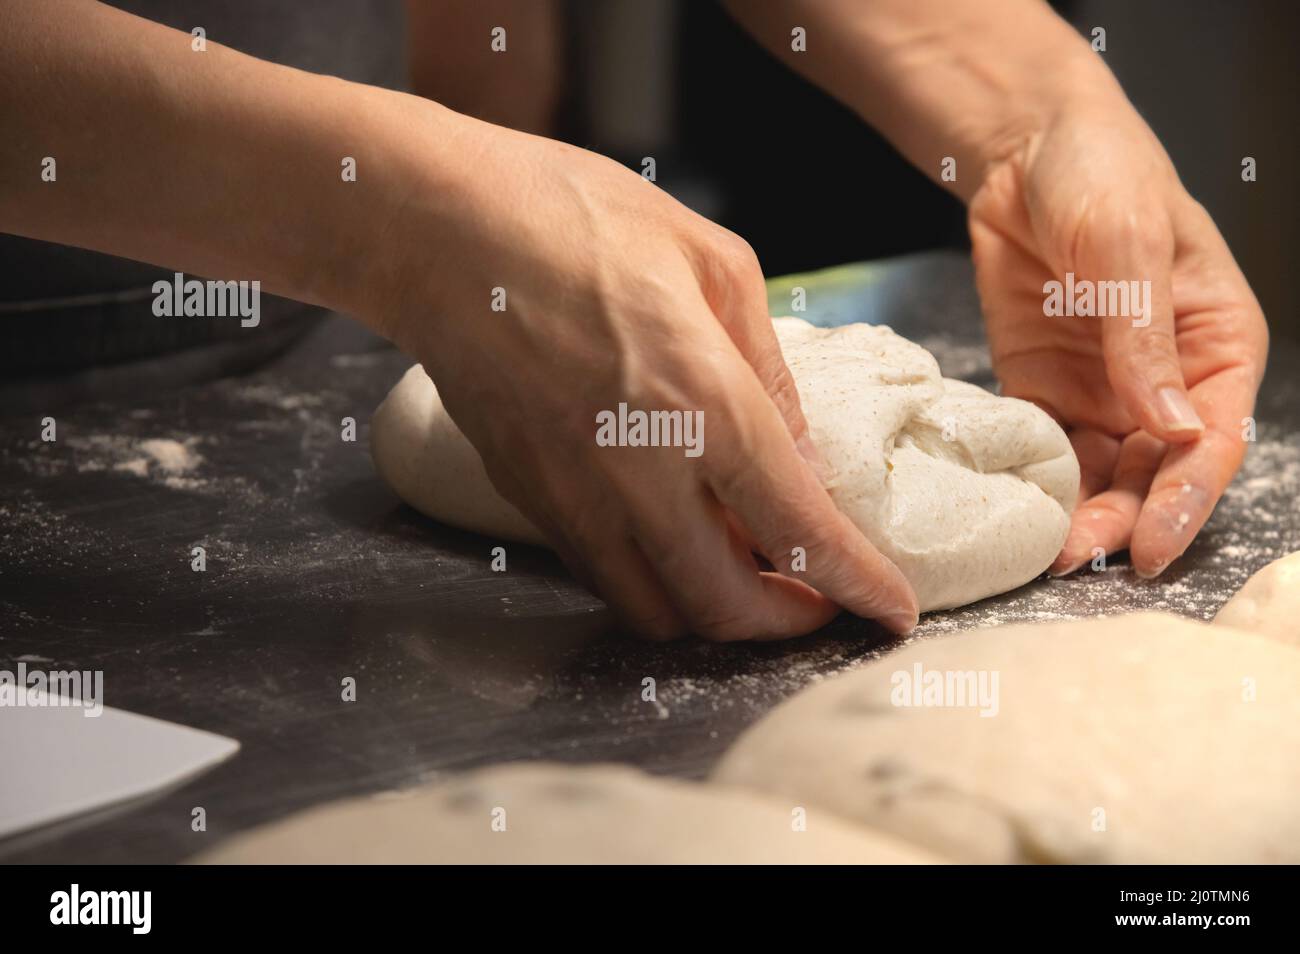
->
[371,318,1079,612]
[193,762,937,864]
[372,363,549,548]
[773,319,1077,610]
[1213,551,1300,648]
[713,612,1300,864]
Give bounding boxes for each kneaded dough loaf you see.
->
[371,317,1078,612]
[193,762,937,865]
[1213,551,1300,648]
[774,319,1077,610]
[713,612,1300,864]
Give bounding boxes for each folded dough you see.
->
[371,318,1079,612]
[773,319,1077,610]
[193,762,938,864]
[713,612,1300,864]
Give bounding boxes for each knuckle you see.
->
[805,538,904,611]
[837,576,895,616]
[760,361,803,420]
[1066,197,1171,271]
[1115,211,1172,264]
[1122,324,1179,363]
[715,230,762,278]
[693,366,765,453]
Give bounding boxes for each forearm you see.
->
[724,0,1121,200]
[0,0,460,322]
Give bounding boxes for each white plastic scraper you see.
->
[0,690,239,839]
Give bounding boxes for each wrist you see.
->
[812,1,1126,202]
[970,47,1123,186]
[298,86,461,326]
[325,89,490,349]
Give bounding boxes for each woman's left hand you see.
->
[969,99,1268,578]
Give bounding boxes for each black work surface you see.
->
[2,251,1296,863]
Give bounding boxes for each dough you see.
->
[773,319,1077,610]
[372,363,548,548]
[371,318,1079,612]
[193,762,937,864]
[1213,551,1300,648]
[713,613,1300,864]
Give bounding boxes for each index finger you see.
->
[705,374,920,633]
[1130,364,1258,577]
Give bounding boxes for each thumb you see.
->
[1074,204,1204,443]
[734,314,829,480]
[700,237,830,481]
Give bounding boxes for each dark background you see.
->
[562,0,1296,340]
[1,0,1292,388]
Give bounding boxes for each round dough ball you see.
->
[371,363,548,547]
[775,319,1077,610]
[1214,551,1300,648]
[713,613,1300,863]
[370,318,1078,613]
[194,762,937,864]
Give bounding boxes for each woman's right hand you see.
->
[368,105,918,640]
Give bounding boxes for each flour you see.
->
[136,438,201,474]
[113,458,149,477]
[234,382,324,412]
[105,437,204,482]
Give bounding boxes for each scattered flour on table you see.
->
[11,433,204,480]
[1,433,271,503]
[632,643,874,725]
[132,438,202,474]
[101,435,203,480]
[234,382,325,412]
[0,493,110,568]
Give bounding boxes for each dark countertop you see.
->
[2,251,1297,863]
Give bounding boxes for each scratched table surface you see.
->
[2,251,1296,863]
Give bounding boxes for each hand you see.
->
[371,107,919,639]
[969,99,1268,578]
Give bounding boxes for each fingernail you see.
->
[1049,530,1091,576]
[1135,559,1170,580]
[881,610,918,635]
[1156,387,1205,435]
[797,432,832,485]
